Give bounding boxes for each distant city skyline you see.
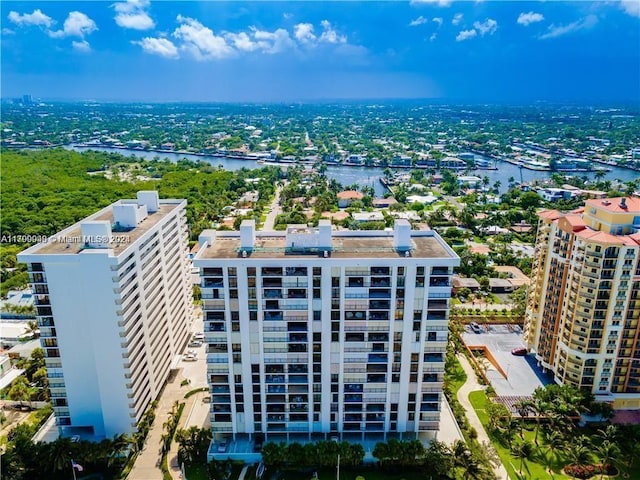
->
[1,1,639,103]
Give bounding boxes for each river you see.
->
[66,146,639,196]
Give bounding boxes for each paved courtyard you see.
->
[461,325,551,397]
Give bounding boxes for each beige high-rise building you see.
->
[524,196,640,409]
[193,220,459,460]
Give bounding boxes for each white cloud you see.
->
[294,23,316,43]
[224,31,258,52]
[2,28,16,35]
[410,0,452,6]
[452,13,464,26]
[113,0,154,30]
[432,17,443,27]
[517,11,544,26]
[319,20,346,44]
[173,15,234,60]
[8,9,53,28]
[429,32,437,41]
[72,39,91,52]
[134,37,179,58]
[473,18,498,36]
[251,27,296,53]
[620,0,640,18]
[539,15,598,40]
[49,11,97,38]
[283,12,293,20]
[409,16,428,27]
[456,29,477,41]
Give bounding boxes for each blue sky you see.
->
[1,1,639,103]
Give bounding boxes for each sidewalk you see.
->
[456,354,510,480]
[166,390,203,479]
[128,372,189,480]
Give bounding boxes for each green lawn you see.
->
[447,355,467,396]
[468,390,569,480]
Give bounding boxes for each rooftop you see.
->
[19,193,184,257]
[586,196,640,214]
[337,190,364,200]
[196,234,454,260]
[196,221,457,261]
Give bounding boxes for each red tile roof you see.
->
[337,190,364,200]
[585,197,640,214]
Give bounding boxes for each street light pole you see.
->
[336,454,340,480]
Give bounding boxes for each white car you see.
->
[183,353,197,362]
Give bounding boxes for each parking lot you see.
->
[461,324,551,397]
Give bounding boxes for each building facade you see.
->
[18,191,193,438]
[194,220,459,444]
[524,197,640,409]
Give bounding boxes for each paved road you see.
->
[456,354,510,480]
[262,183,284,231]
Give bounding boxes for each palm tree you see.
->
[511,439,534,476]
[536,447,557,479]
[596,424,618,444]
[109,433,135,467]
[542,429,565,463]
[531,396,549,445]
[46,437,74,473]
[565,441,592,469]
[596,440,620,479]
[515,398,534,439]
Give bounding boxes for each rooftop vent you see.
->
[601,200,611,206]
[620,198,628,210]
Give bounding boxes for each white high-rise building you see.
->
[194,220,458,451]
[18,191,193,438]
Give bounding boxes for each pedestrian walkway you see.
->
[128,371,189,480]
[456,354,510,480]
[167,390,202,480]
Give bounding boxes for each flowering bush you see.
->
[564,464,597,479]
[564,463,618,479]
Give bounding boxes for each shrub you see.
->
[564,464,597,479]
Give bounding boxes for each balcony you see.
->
[286,267,307,276]
[262,268,283,277]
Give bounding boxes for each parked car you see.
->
[217,440,228,453]
[511,347,528,356]
[470,322,482,333]
[188,340,202,348]
[183,353,197,362]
